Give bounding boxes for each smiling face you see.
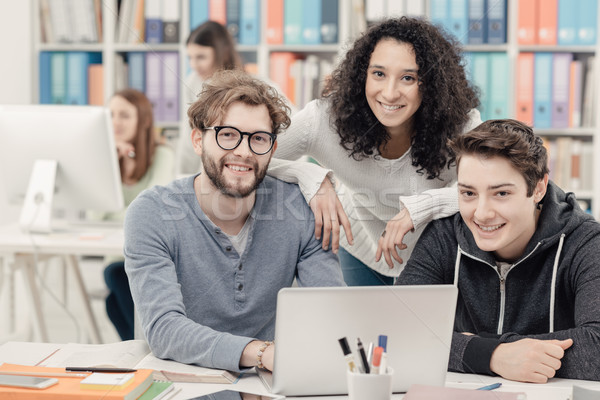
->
[187,43,216,80]
[458,154,547,262]
[109,95,138,144]
[193,101,276,198]
[365,39,423,138]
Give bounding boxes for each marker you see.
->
[476,382,502,391]
[65,367,137,373]
[370,346,383,374]
[378,335,388,374]
[338,337,357,372]
[357,338,370,374]
[366,342,374,365]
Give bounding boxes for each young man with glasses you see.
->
[124,70,344,373]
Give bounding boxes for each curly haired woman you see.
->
[269,17,481,285]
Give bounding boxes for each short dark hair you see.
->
[186,21,242,71]
[188,70,291,135]
[449,119,549,196]
[323,16,479,179]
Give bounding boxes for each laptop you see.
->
[258,285,458,396]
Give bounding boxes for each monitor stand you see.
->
[19,159,57,233]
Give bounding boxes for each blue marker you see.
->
[378,335,388,373]
[476,382,502,391]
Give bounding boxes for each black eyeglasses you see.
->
[205,126,277,155]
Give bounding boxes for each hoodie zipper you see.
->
[458,242,543,336]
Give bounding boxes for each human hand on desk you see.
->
[490,338,573,383]
[309,178,353,254]
[240,340,275,371]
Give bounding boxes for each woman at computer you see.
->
[269,17,481,286]
[102,88,174,340]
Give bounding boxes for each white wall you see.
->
[0,1,32,224]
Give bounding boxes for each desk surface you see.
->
[1,341,599,399]
[0,222,123,256]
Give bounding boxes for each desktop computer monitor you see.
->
[0,105,124,232]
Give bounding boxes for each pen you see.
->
[65,367,137,373]
[356,338,370,374]
[0,371,89,378]
[378,335,388,374]
[338,337,357,372]
[476,382,502,391]
[370,346,383,374]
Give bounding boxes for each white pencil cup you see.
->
[347,367,394,400]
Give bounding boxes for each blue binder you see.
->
[302,0,321,44]
[189,0,209,30]
[533,53,553,128]
[468,0,487,44]
[557,0,578,45]
[471,53,490,120]
[39,52,52,104]
[128,52,146,92]
[240,0,260,45]
[226,0,240,42]
[448,0,468,44]
[487,0,507,44]
[66,52,102,105]
[284,0,303,44]
[488,52,509,119]
[320,0,338,44]
[578,0,598,45]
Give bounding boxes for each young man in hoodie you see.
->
[397,119,600,383]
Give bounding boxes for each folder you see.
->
[0,363,153,400]
[488,52,509,119]
[39,51,52,104]
[516,52,534,126]
[557,0,577,45]
[209,0,227,25]
[486,0,507,44]
[284,0,303,44]
[117,0,136,43]
[145,52,162,121]
[302,0,322,44]
[48,0,72,43]
[145,0,162,43]
[517,0,537,45]
[270,52,298,102]
[533,52,553,128]
[161,52,180,122]
[468,0,486,44]
[69,0,98,43]
[320,0,338,44]
[162,0,181,43]
[130,0,146,43]
[582,57,596,127]
[127,52,146,92]
[225,0,240,41]
[266,0,284,44]
[569,59,583,127]
[189,0,209,30]
[448,0,468,44]
[429,0,449,35]
[240,0,260,45]
[471,52,490,121]
[66,52,102,105]
[88,63,104,105]
[537,0,557,45]
[578,0,598,45]
[551,53,573,128]
[50,52,67,104]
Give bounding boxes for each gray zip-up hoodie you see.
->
[397,181,600,381]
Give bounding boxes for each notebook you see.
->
[258,285,458,396]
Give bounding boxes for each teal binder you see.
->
[66,52,102,105]
[488,53,509,119]
[533,53,553,128]
[284,0,304,44]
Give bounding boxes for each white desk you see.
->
[0,222,124,344]
[1,341,599,399]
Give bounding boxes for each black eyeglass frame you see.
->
[204,126,277,155]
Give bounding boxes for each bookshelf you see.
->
[31,0,600,218]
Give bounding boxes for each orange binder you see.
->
[516,52,534,126]
[209,0,227,25]
[569,60,583,128]
[517,0,537,44]
[269,52,298,104]
[266,0,284,44]
[537,0,557,45]
[0,363,153,400]
[88,63,104,105]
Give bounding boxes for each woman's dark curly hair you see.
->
[323,17,479,179]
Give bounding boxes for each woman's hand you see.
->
[115,141,136,183]
[308,178,353,254]
[375,208,414,268]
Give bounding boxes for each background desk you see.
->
[0,222,124,343]
[1,341,599,400]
